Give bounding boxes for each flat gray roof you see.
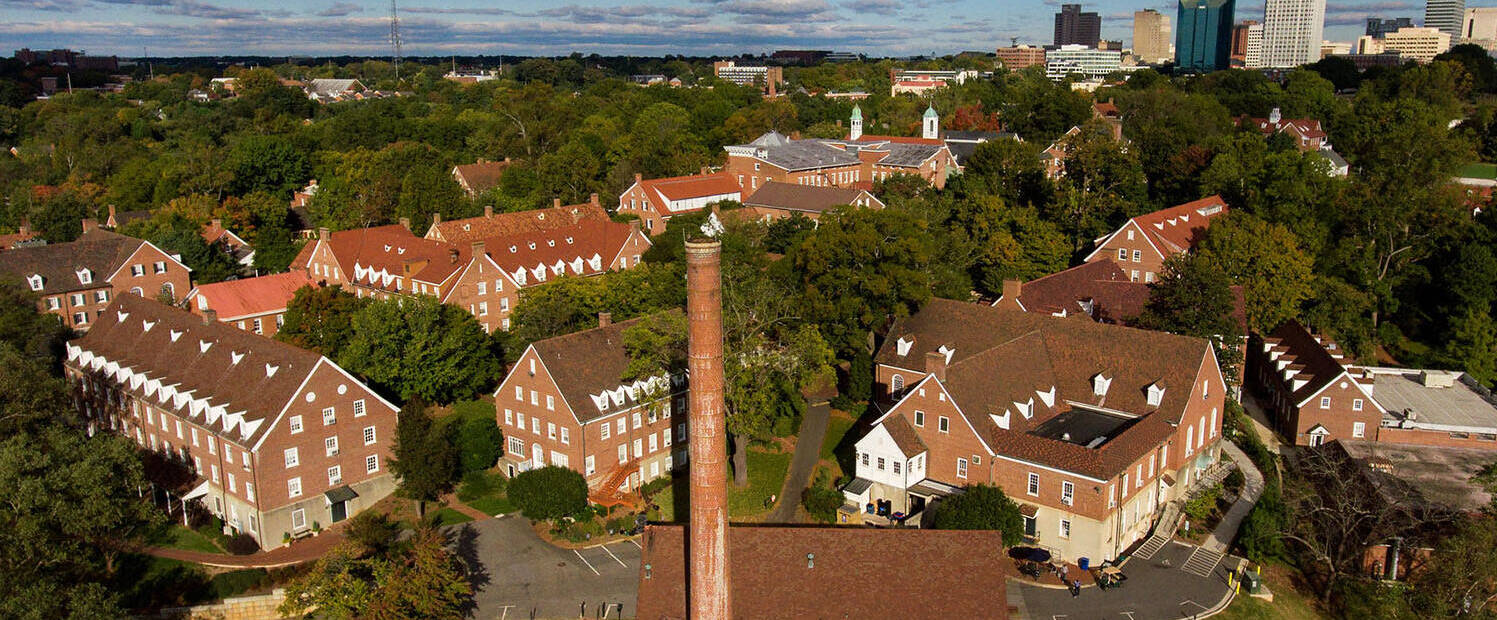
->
[1372,369,1497,432]
[1338,439,1495,512]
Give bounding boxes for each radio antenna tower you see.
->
[389,0,403,80]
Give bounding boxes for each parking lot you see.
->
[1008,541,1237,620]
[447,515,641,619]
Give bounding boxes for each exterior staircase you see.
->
[1133,500,1180,560]
[588,459,643,509]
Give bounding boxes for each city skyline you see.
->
[2,0,1495,57]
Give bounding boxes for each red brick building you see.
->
[0,226,192,330]
[617,171,743,235]
[185,272,317,338]
[65,295,400,548]
[849,299,1227,562]
[1242,108,1327,152]
[992,259,1248,333]
[200,218,254,269]
[423,198,608,245]
[492,313,686,495]
[451,158,511,197]
[740,181,884,222]
[1084,195,1229,283]
[723,113,958,192]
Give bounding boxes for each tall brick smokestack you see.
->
[685,239,730,620]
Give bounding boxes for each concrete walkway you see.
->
[1203,440,1265,554]
[765,401,831,523]
[146,526,350,569]
[1240,396,1283,454]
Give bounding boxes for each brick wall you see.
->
[1089,222,1166,283]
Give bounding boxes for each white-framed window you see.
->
[226,472,235,493]
[1117,248,1128,261]
[323,407,336,425]
[251,318,263,334]
[663,429,672,447]
[477,281,487,295]
[956,458,968,478]
[532,418,540,434]
[366,454,379,473]
[546,395,554,411]
[1132,249,1141,262]
[328,465,342,486]
[1061,481,1074,506]
[1027,473,1039,496]
[244,482,255,501]
[353,399,366,417]
[1352,421,1366,438]
[561,427,570,445]
[1352,399,1363,411]
[517,411,526,429]
[153,260,166,274]
[1320,396,1331,409]
[291,508,307,530]
[632,412,642,429]
[363,425,376,445]
[891,374,905,392]
[551,451,569,467]
[938,416,950,433]
[191,427,199,447]
[514,385,524,400]
[131,264,145,277]
[287,477,302,498]
[530,390,538,405]
[893,460,902,474]
[504,408,514,426]
[601,421,611,440]
[325,436,339,456]
[45,296,59,310]
[861,453,869,467]
[1136,464,1143,488]
[284,447,299,468]
[547,422,556,440]
[876,457,886,470]
[617,419,626,435]
[175,420,183,439]
[1060,519,1071,539]
[508,436,524,456]
[289,415,303,434]
[207,435,216,454]
[478,301,489,316]
[1186,426,1195,456]
[94,290,109,303]
[210,463,220,483]
[914,410,924,427]
[618,443,628,464]
[585,455,596,475]
[1108,484,1116,508]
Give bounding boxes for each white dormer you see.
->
[265,363,279,378]
[1093,373,1112,397]
[565,236,574,244]
[1036,386,1056,408]
[142,320,157,332]
[1015,397,1034,419]
[198,340,212,354]
[1291,377,1308,392]
[547,240,555,247]
[76,268,92,285]
[1146,382,1166,407]
[230,351,244,365]
[27,274,43,291]
[115,311,130,323]
[592,393,610,411]
[991,410,1011,430]
[169,329,182,342]
[383,244,392,252]
[528,242,537,250]
[937,344,955,363]
[895,336,914,356]
[397,247,406,255]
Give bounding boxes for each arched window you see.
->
[129,287,143,296]
[891,374,905,393]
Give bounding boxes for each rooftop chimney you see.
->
[471,241,485,258]
[685,238,730,620]
[107,204,117,224]
[635,172,643,185]
[433,212,442,226]
[598,312,612,327]
[484,205,493,218]
[628,219,641,235]
[553,198,562,209]
[1001,279,1022,302]
[590,192,599,207]
[925,351,946,382]
[203,309,217,325]
[318,227,330,241]
[81,218,98,233]
[211,218,222,228]
[398,217,411,231]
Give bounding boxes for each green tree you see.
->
[928,484,1024,547]
[276,285,366,357]
[454,416,503,475]
[389,400,457,518]
[1137,254,1243,382]
[1447,309,1497,387]
[278,543,375,618]
[226,135,309,197]
[507,466,588,521]
[1198,213,1315,334]
[340,296,500,404]
[366,527,473,620]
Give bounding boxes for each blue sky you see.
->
[0,0,1475,58]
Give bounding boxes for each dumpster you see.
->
[1240,569,1262,594]
[1078,557,1090,571]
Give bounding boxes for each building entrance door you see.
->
[532,444,544,469]
[331,501,347,523]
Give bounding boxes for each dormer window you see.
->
[895,336,914,356]
[937,344,955,363]
[383,245,392,252]
[547,240,555,247]
[1146,382,1166,407]
[1093,373,1112,397]
[76,269,92,285]
[27,274,43,291]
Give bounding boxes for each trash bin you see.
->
[1078,557,1090,571]
[1240,570,1261,594]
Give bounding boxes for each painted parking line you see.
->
[628,538,642,549]
[600,544,628,567]
[573,549,600,576]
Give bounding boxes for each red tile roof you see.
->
[635,525,1008,620]
[188,272,316,320]
[1122,195,1229,256]
[1245,116,1327,140]
[636,172,743,209]
[426,201,609,245]
[742,181,884,214]
[484,219,646,285]
[320,225,471,290]
[452,160,511,194]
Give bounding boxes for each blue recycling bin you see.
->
[1078,557,1090,571]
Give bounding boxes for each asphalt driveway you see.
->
[1008,540,1238,620]
[446,515,641,619]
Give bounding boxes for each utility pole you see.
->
[389,0,403,81]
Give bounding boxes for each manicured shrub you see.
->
[455,415,504,474]
[508,466,588,521]
[224,532,261,555]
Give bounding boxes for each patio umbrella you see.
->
[1026,548,1052,563]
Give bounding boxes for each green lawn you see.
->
[821,414,855,462]
[429,507,474,527]
[439,399,497,430]
[1215,569,1327,620]
[149,524,226,554]
[653,446,793,522]
[467,495,516,516]
[1459,162,1497,179]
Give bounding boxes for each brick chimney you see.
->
[553,198,562,208]
[635,172,643,185]
[81,218,98,233]
[203,309,217,325]
[211,218,222,229]
[398,217,411,231]
[471,241,485,258]
[107,204,117,225]
[925,350,947,382]
[589,192,599,207]
[318,227,330,241]
[628,220,640,236]
[685,238,731,620]
[598,312,612,327]
[1002,279,1022,301]
[18,219,29,235]
[484,205,493,218]
[432,212,442,226]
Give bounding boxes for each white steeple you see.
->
[850,105,863,141]
[922,104,939,140]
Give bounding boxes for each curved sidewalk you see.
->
[1203,440,1265,553]
[145,527,349,569]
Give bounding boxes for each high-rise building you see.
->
[1464,7,1497,41]
[1232,20,1259,61]
[1261,0,1326,68]
[1175,0,1236,72]
[1133,9,1173,64]
[1055,4,1102,47]
[995,45,1048,70]
[1044,45,1123,81]
[1426,0,1466,39]
[1366,17,1414,38]
[1245,22,1265,67]
[1383,26,1453,61]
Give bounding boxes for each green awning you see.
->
[324,485,358,504]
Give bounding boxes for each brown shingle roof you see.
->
[0,228,151,295]
[426,202,608,246]
[882,413,927,457]
[743,181,883,214]
[635,525,1008,620]
[527,310,683,425]
[1264,319,1350,402]
[1126,195,1229,255]
[1007,260,1248,333]
[638,172,743,205]
[877,298,1215,479]
[484,219,645,284]
[452,160,511,194]
[68,294,326,446]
